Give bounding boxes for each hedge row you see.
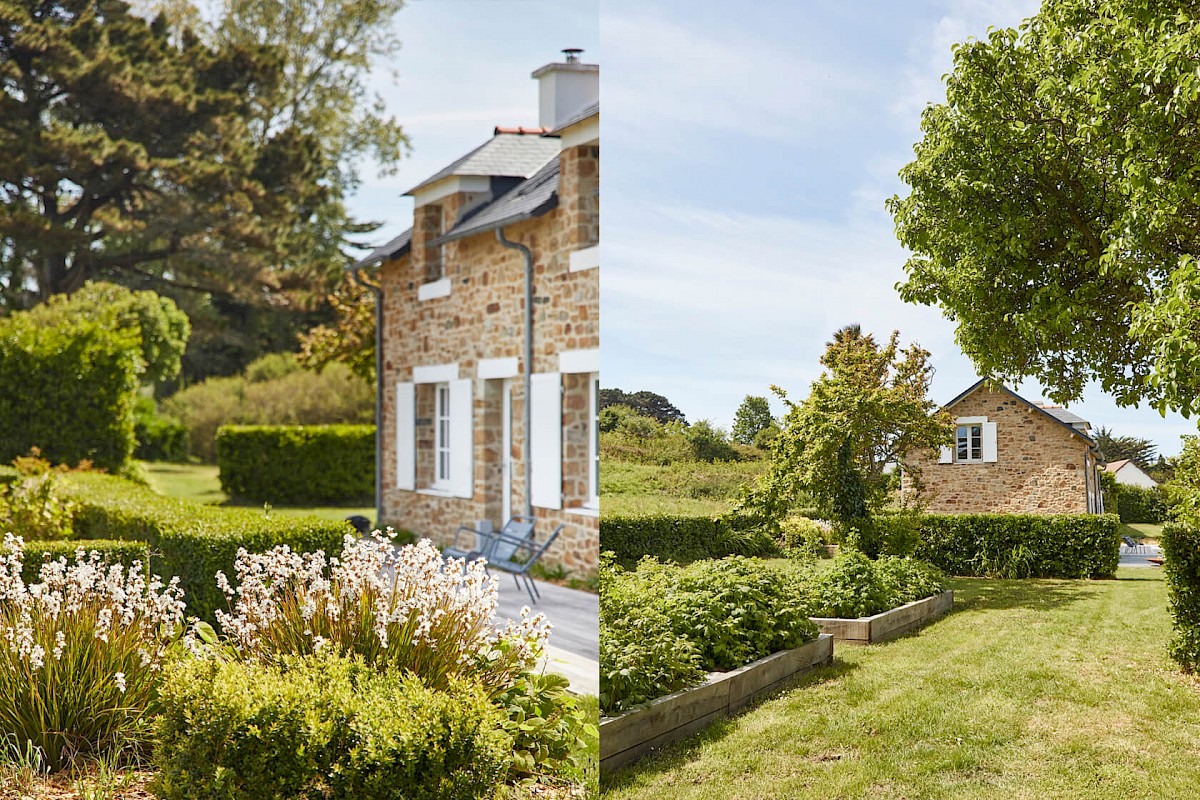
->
[1114,484,1168,524]
[0,317,139,472]
[599,513,778,568]
[1160,523,1200,671]
[909,513,1121,579]
[215,424,374,505]
[58,472,351,621]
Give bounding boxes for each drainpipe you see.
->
[350,265,384,529]
[496,227,534,518]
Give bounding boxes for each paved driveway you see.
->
[495,574,599,696]
[1120,543,1162,568]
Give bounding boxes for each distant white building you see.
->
[1105,459,1158,489]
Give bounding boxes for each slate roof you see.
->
[405,133,561,195]
[349,228,411,270]
[434,156,560,244]
[1036,405,1090,428]
[550,101,599,134]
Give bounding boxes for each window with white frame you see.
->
[956,423,983,463]
[434,383,451,487]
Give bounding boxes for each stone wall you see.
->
[376,139,600,574]
[904,385,1093,514]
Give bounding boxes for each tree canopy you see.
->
[599,389,687,426]
[1094,426,1157,469]
[731,395,773,445]
[889,0,1200,415]
[741,327,950,533]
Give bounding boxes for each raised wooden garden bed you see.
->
[599,634,834,773]
[811,590,953,645]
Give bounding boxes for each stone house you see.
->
[903,378,1105,515]
[349,52,599,574]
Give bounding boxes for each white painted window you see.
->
[956,423,983,463]
[434,383,451,488]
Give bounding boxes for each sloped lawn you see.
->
[602,568,1200,799]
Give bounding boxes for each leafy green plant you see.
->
[800,550,945,619]
[780,515,830,559]
[133,397,189,464]
[498,672,598,787]
[215,424,374,505]
[154,653,511,800]
[0,535,185,772]
[0,466,76,541]
[1161,522,1200,672]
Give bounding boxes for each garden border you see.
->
[599,634,834,773]
[811,590,953,645]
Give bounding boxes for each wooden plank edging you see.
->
[811,589,954,644]
[599,634,834,773]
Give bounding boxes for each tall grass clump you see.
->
[0,534,185,771]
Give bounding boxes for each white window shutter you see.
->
[395,382,415,490]
[983,421,998,462]
[530,372,562,510]
[938,446,952,464]
[449,379,474,498]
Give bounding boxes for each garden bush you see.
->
[154,653,511,800]
[779,515,831,558]
[600,512,778,568]
[912,513,1120,578]
[0,535,185,771]
[57,472,350,622]
[215,424,374,505]
[1114,484,1167,524]
[0,316,139,472]
[799,550,945,619]
[600,555,818,715]
[163,356,373,462]
[133,397,189,463]
[0,458,76,541]
[1160,522,1200,671]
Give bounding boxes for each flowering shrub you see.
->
[0,534,185,771]
[0,451,77,541]
[207,531,549,696]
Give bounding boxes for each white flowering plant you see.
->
[0,533,186,772]
[203,530,550,696]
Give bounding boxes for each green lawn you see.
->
[1121,522,1163,543]
[602,568,1200,800]
[601,458,765,518]
[141,461,374,523]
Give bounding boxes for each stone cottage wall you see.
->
[375,141,600,574]
[904,386,1092,514]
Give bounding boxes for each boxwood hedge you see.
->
[58,472,351,621]
[1161,522,1200,671]
[599,512,778,568]
[910,513,1120,579]
[216,424,374,505]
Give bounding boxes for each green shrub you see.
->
[0,468,76,541]
[0,536,184,772]
[58,472,350,622]
[154,654,511,800]
[497,672,598,785]
[1160,522,1200,671]
[913,513,1120,578]
[163,357,372,462]
[1114,484,1167,523]
[0,316,139,472]
[800,550,945,618]
[600,513,778,568]
[780,515,830,558]
[133,397,189,463]
[215,424,374,505]
[599,554,817,715]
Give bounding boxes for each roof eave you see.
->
[430,194,559,246]
[944,377,1098,447]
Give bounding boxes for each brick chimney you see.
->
[531,49,599,131]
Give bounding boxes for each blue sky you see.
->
[598,0,1196,458]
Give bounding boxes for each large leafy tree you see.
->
[889,0,1200,415]
[742,327,951,532]
[1094,426,1157,469]
[731,395,773,445]
[598,389,687,426]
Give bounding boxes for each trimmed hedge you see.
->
[910,513,1121,579]
[16,538,151,585]
[599,513,778,568]
[1114,484,1167,524]
[1161,523,1200,671]
[58,472,351,621]
[216,424,374,505]
[155,654,510,800]
[0,317,139,471]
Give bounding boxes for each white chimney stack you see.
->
[532,49,599,131]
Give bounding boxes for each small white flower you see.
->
[113,672,126,693]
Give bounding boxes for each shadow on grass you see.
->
[946,577,1097,615]
[599,658,858,791]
